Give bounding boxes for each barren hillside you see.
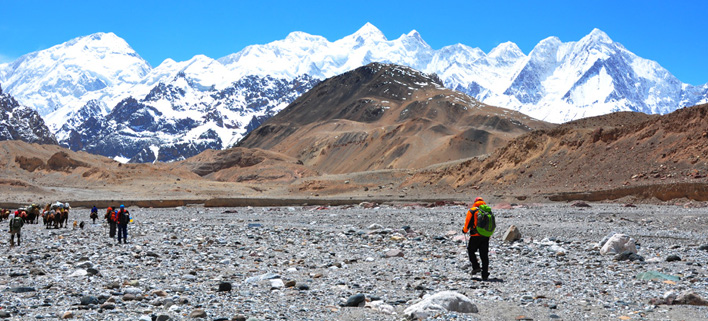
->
[405,104,708,201]
[238,63,552,174]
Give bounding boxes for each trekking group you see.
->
[4,203,132,246]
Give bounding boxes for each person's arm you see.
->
[462,209,473,233]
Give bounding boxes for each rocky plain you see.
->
[0,201,707,321]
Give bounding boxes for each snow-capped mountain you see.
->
[62,73,317,162]
[1,23,707,162]
[0,32,150,123]
[0,84,57,144]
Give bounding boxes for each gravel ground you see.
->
[1,202,707,320]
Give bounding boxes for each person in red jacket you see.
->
[462,197,490,280]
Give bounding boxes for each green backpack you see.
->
[475,204,495,237]
[11,217,23,230]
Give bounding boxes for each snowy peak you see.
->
[0,31,151,118]
[585,28,613,44]
[488,42,525,60]
[350,22,387,42]
[529,36,562,59]
[284,31,327,43]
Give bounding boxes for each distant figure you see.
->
[105,207,116,238]
[116,205,129,244]
[462,197,495,281]
[79,221,85,229]
[9,210,24,246]
[90,206,98,223]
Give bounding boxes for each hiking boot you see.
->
[470,268,482,275]
[481,272,489,281]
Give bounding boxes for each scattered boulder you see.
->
[269,279,285,289]
[403,291,478,319]
[189,309,207,318]
[217,282,232,292]
[666,255,681,262]
[80,296,99,306]
[698,244,708,251]
[343,293,366,307]
[600,234,637,255]
[502,225,522,243]
[384,249,404,258]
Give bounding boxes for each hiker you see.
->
[116,205,129,244]
[90,205,98,223]
[9,210,24,246]
[462,197,494,281]
[105,207,116,238]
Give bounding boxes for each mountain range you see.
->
[1,23,706,162]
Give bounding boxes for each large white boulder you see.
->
[403,291,478,319]
[600,233,637,255]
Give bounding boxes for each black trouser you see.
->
[10,231,21,246]
[117,224,127,243]
[467,235,490,275]
[108,222,116,238]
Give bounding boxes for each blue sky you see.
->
[2,0,707,85]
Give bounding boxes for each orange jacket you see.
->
[463,200,487,236]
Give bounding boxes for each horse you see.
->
[44,211,56,229]
[26,205,41,224]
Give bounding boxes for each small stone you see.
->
[217,282,232,292]
[233,314,247,321]
[100,302,115,310]
[123,294,136,301]
[699,244,708,251]
[666,255,681,262]
[384,249,404,258]
[62,311,74,319]
[153,290,168,297]
[270,279,285,289]
[30,268,46,275]
[344,293,366,307]
[503,225,522,243]
[0,311,9,318]
[284,280,296,287]
[297,284,310,290]
[189,309,207,318]
[156,315,171,321]
[601,234,637,255]
[80,296,99,306]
